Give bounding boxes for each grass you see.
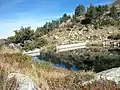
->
[0,53,119,90]
[34,60,53,69]
[0,44,20,54]
[0,44,4,51]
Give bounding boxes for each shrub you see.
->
[23,41,35,51]
[108,34,120,40]
[81,18,91,25]
[35,38,48,48]
[0,44,3,51]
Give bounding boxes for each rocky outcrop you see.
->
[95,67,120,85]
[83,67,120,88]
[5,73,40,90]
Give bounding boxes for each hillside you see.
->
[7,0,120,52]
[113,0,120,5]
[1,1,120,89]
[41,3,120,51]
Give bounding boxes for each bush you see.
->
[35,38,48,48]
[23,38,48,51]
[23,41,35,51]
[108,34,120,40]
[81,18,91,25]
[0,44,3,51]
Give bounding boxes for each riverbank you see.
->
[0,53,94,89]
[0,53,119,89]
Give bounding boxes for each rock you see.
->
[54,35,59,39]
[5,73,40,90]
[0,39,6,44]
[95,67,120,85]
[81,27,88,33]
[83,67,120,88]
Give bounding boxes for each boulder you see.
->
[83,67,120,88]
[53,35,59,40]
[5,73,40,90]
[95,67,120,85]
[82,27,88,33]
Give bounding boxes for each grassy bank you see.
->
[0,53,93,89]
[0,53,119,89]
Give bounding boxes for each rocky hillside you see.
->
[7,0,120,51]
[39,0,120,51]
[41,3,120,51]
[43,25,120,46]
[113,0,120,5]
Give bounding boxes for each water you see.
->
[33,46,120,72]
[32,56,78,71]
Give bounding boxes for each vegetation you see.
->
[7,27,48,51]
[0,53,118,90]
[0,44,3,51]
[7,3,120,51]
[7,27,34,44]
[1,1,120,90]
[37,46,120,73]
[108,34,120,40]
[75,5,85,16]
[0,53,93,90]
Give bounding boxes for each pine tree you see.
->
[110,6,117,19]
[75,5,85,16]
[86,4,97,19]
[60,13,71,23]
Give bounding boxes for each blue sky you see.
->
[0,0,114,38]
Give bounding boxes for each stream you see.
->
[33,46,120,72]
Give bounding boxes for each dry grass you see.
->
[0,53,94,90]
[0,53,118,90]
[0,44,20,54]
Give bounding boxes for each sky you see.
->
[0,0,115,39]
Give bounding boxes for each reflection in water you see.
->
[33,46,120,72]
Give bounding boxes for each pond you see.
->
[33,46,120,72]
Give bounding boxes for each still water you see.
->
[33,46,120,72]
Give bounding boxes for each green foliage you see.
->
[103,4,109,11]
[75,5,85,16]
[84,4,109,27]
[34,60,52,69]
[6,3,120,51]
[7,26,48,51]
[8,27,34,44]
[35,20,60,37]
[7,36,16,43]
[34,38,48,48]
[86,4,109,19]
[60,13,71,23]
[23,38,48,51]
[71,14,77,23]
[86,4,97,19]
[108,34,120,40]
[0,44,3,51]
[23,41,35,51]
[110,5,118,19]
[96,5,104,17]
